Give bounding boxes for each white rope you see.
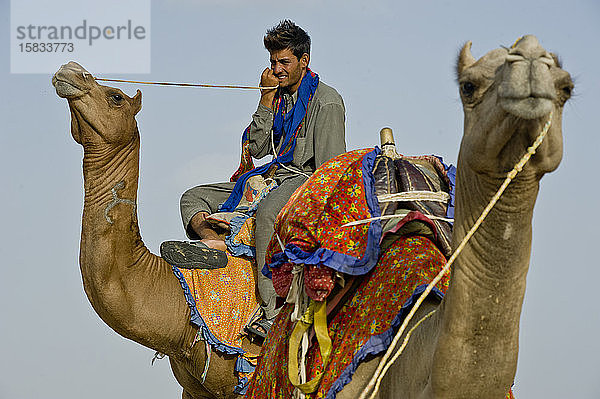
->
[342,190,453,227]
[94,76,278,90]
[377,191,450,203]
[287,265,309,322]
[341,212,454,228]
[276,232,286,252]
[200,339,211,384]
[292,331,310,399]
[286,261,310,399]
[270,126,311,179]
[371,310,437,394]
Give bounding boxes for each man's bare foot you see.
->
[201,238,228,252]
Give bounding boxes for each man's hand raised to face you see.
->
[260,67,279,109]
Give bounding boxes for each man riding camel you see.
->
[164,20,346,338]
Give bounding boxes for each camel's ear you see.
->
[132,89,142,115]
[457,41,476,76]
[550,52,562,68]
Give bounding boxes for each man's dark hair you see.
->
[264,20,311,60]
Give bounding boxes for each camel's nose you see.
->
[62,61,83,70]
[498,35,556,104]
[54,61,91,81]
[497,36,556,119]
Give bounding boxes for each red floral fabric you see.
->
[267,148,375,301]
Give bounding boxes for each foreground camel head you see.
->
[457,35,573,176]
[52,61,142,147]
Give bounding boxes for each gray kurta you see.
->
[180,80,346,318]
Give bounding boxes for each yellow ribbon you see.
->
[288,300,332,394]
[511,36,524,48]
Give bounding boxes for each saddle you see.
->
[307,149,455,331]
[268,148,454,307]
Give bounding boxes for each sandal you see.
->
[160,240,228,269]
[244,317,274,341]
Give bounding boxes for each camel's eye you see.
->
[110,93,124,103]
[460,81,476,97]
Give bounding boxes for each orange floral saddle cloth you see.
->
[172,219,260,394]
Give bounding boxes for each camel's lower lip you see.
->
[499,97,553,120]
[52,76,86,98]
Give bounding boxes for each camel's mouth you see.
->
[52,61,93,99]
[499,95,553,120]
[52,75,88,99]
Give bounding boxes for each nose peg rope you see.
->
[358,112,553,399]
[93,76,278,90]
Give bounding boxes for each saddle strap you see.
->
[288,300,332,394]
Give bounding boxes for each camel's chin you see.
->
[500,97,553,120]
[52,77,87,99]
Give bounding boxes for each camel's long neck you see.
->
[80,135,145,289]
[82,138,140,214]
[451,166,540,286]
[79,134,194,357]
[432,163,540,397]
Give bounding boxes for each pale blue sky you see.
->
[1,0,599,398]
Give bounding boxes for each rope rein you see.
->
[93,77,278,90]
[358,112,554,399]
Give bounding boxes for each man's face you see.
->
[269,48,308,93]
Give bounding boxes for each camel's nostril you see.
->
[506,54,525,63]
[539,55,555,67]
